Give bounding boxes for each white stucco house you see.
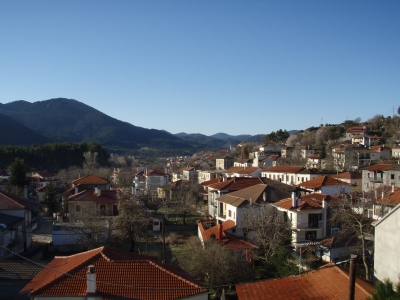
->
[373,203,400,284]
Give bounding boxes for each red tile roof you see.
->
[297,176,349,189]
[346,125,368,134]
[67,190,118,204]
[331,172,362,180]
[22,246,206,299]
[207,177,264,193]
[361,164,393,172]
[197,219,256,250]
[370,145,392,152]
[273,196,322,211]
[262,166,304,173]
[236,264,373,300]
[71,175,108,185]
[0,191,40,211]
[377,188,400,206]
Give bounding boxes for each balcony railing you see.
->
[218,213,226,219]
[291,221,323,230]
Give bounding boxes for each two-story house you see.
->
[259,141,282,156]
[203,177,266,217]
[0,212,25,258]
[157,180,190,201]
[133,168,169,196]
[66,187,118,223]
[345,125,369,140]
[297,176,350,195]
[214,181,295,237]
[261,166,322,185]
[0,191,39,251]
[215,156,234,170]
[361,164,393,192]
[273,192,329,246]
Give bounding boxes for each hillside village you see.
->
[2,118,400,299]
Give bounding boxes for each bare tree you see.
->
[243,205,292,261]
[174,183,204,224]
[83,151,99,174]
[329,192,374,280]
[66,201,111,250]
[286,133,301,146]
[315,126,329,147]
[177,236,252,296]
[112,189,149,252]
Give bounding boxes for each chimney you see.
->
[97,188,101,196]
[75,186,78,194]
[217,224,223,241]
[392,184,395,193]
[348,255,357,300]
[87,265,96,294]
[249,198,253,206]
[292,192,297,208]
[322,199,327,238]
[263,192,266,202]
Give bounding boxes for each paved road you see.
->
[32,209,53,244]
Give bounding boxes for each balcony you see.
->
[369,178,383,183]
[291,221,323,230]
[218,213,226,219]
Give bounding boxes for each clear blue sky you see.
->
[1,1,399,136]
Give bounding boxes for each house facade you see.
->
[0,212,24,258]
[273,193,328,246]
[373,203,400,284]
[133,168,169,196]
[67,188,118,223]
[0,191,39,251]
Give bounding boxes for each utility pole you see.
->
[348,254,357,300]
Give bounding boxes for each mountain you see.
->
[174,132,233,148]
[0,98,194,150]
[0,112,51,146]
[211,132,250,141]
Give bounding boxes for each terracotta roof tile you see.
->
[236,264,373,300]
[71,175,108,185]
[0,191,40,211]
[207,177,264,192]
[22,247,206,299]
[273,196,322,211]
[297,176,349,189]
[67,190,118,204]
[197,219,256,250]
[361,164,393,171]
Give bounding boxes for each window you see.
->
[76,205,81,212]
[391,174,395,180]
[228,210,232,217]
[368,173,370,178]
[153,222,159,226]
[331,228,340,235]
[100,205,106,215]
[308,214,321,228]
[305,231,317,241]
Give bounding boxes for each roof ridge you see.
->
[149,261,204,288]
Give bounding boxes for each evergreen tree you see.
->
[368,278,400,300]
[6,158,27,195]
[42,182,60,215]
